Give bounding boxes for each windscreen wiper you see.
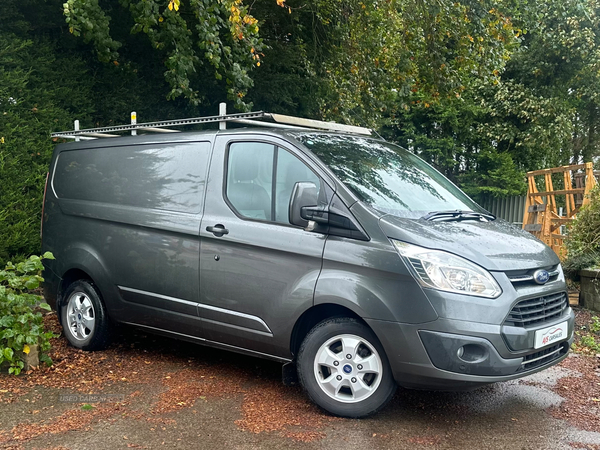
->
[421,210,496,222]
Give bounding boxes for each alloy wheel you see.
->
[313,333,383,403]
[66,291,96,341]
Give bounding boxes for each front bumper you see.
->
[366,308,575,390]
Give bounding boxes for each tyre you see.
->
[297,317,396,418]
[59,280,111,351]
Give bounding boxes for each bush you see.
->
[576,315,600,354]
[562,251,600,280]
[0,22,203,265]
[0,252,56,375]
[564,185,600,279]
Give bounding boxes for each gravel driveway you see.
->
[0,312,599,450]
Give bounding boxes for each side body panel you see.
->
[42,138,213,338]
[315,202,439,324]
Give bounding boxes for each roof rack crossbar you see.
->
[231,118,306,130]
[52,103,372,139]
[139,127,180,133]
[52,110,267,138]
[59,135,97,141]
[268,113,371,135]
[81,133,120,138]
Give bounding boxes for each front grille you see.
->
[518,343,566,372]
[505,292,568,328]
[506,266,560,286]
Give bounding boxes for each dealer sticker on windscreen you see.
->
[534,321,568,349]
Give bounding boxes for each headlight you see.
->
[392,240,501,298]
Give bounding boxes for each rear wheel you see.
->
[297,317,396,418]
[60,280,111,351]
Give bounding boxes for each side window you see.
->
[226,142,274,221]
[53,142,210,214]
[275,148,320,223]
[226,142,321,225]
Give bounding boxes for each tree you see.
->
[0,31,92,263]
[504,0,600,165]
[279,0,600,200]
[0,0,206,263]
[63,0,264,109]
[269,0,525,199]
[2,0,600,262]
[315,0,519,125]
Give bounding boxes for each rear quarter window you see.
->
[53,142,210,214]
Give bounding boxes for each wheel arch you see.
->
[290,303,369,358]
[56,245,113,317]
[58,268,93,303]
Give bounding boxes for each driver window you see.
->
[226,143,274,221]
[225,142,320,224]
[275,148,320,224]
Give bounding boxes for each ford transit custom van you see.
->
[42,114,574,418]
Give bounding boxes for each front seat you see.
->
[228,150,272,220]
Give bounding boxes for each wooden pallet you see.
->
[522,162,596,258]
[569,292,579,306]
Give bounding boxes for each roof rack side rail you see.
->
[51,103,372,139]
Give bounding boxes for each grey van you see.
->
[42,117,574,418]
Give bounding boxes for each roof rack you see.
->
[51,103,372,141]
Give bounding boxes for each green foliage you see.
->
[576,315,600,353]
[245,0,598,198]
[385,97,526,199]
[564,185,600,279]
[63,0,122,63]
[0,253,56,375]
[267,0,599,197]
[0,0,209,263]
[592,315,600,334]
[64,0,264,108]
[316,0,520,126]
[579,334,600,353]
[0,30,92,264]
[563,251,600,280]
[501,0,600,168]
[2,0,600,262]
[566,186,600,258]
[475,79,575,170]
[459,149,527,201]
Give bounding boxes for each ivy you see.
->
[0,253,57,375]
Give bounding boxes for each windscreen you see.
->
[291,133,484,219]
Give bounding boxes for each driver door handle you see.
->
[206,224,229,237]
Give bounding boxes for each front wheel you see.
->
[297,317,396,418]
[60,280,111,351]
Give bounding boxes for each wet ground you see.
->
[0,314,599,450]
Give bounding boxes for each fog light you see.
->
[457,344,487,363]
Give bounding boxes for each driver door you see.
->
[198,134,328,359]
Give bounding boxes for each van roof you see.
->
[52,127,353,151]
[51,106,372,143]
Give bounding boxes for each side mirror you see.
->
[289,182,318,228]
[289,182,369,240]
